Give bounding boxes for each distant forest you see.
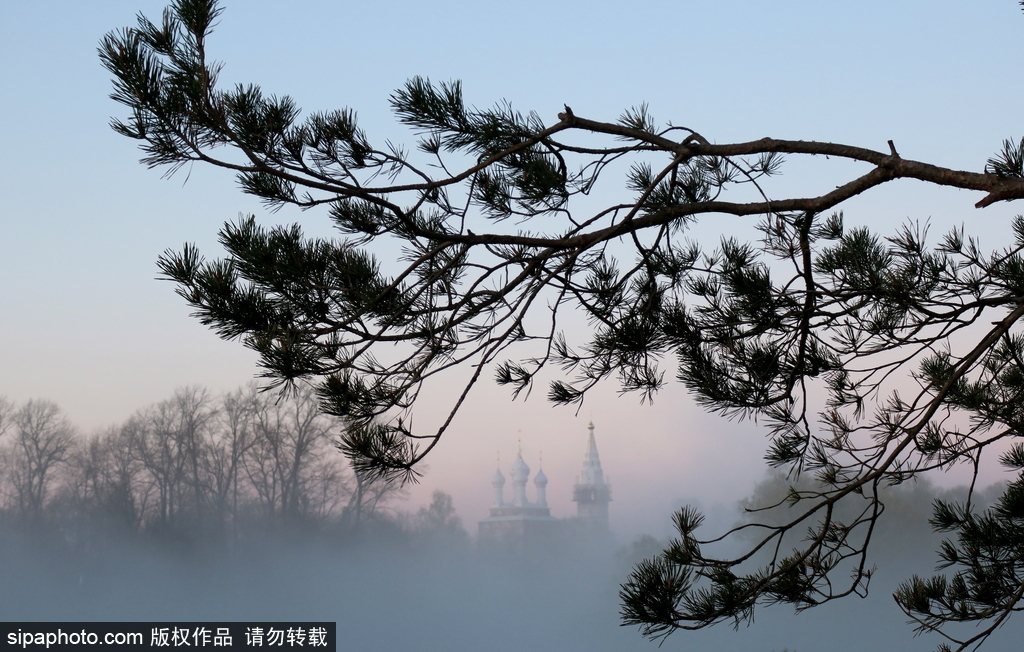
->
[0,387,468,551]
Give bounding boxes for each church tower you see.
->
[572,422,611,526]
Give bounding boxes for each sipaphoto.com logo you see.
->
[7,628,141,648]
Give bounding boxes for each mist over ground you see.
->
[0,517,958,652]
[1,431,1021,651]
[0,390,1019,650]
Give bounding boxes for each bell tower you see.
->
[572,422,611,526]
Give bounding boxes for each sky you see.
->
[3,0,1024,542]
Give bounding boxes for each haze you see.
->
[3,1,1024,649]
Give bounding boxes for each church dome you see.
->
[510,449,530,484]
[533,467,548,487]
[491,467,506,487]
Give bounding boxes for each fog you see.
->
[0,391,1021,651]
[0,520,935,651]
[2,486,1022,650]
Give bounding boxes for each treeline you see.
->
[0,386,466,550]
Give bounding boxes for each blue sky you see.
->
[2,0,1024,537]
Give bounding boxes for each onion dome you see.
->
[491,466,506,487]
[510,448,530,484]
[534,466,548,487]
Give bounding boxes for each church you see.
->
[478,422,612,550]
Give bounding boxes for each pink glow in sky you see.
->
[3,0,1024,538]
